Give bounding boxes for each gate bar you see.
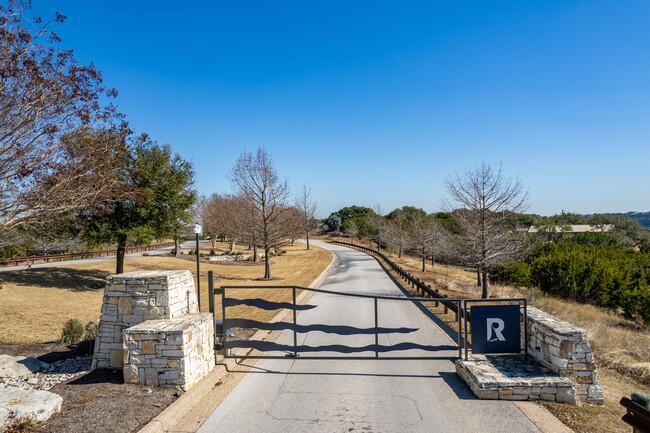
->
[293,287,297,357]
[374,297,379,358]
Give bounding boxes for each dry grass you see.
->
[541,367,650,433]
[0,242,332,344]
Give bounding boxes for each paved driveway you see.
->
[198,241,541,433]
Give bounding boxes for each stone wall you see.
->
[92,270,198,369]
[456,355,576,403]
[524,307,604,405]
[122,314,214,391]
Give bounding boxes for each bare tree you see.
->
[277,205,303,247]
[445,163,529,298]
[294,185,317,250]
[345,219,359,243]
[368,206,389,253]
[410,214,443,272]
[386,213,410,258]
[237,197,261,259]
[229,148,290,279]
[198,194,225,254]
[1,2,124,232]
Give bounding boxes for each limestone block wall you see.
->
[92,270,198,369]
[122,314,214,391]
[523,307,604,405]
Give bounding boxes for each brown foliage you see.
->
[0,1,126,232]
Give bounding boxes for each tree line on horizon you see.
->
[323,198,650,323]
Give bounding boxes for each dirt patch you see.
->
[540,368,650,433]
[0,342,73,362]
[33,369,178,433]
[1,343,180,433]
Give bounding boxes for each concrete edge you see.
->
[513,401,575,433]
[137,246,336,433]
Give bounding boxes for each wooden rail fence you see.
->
[0,242,176,267]
[329,240,469,321]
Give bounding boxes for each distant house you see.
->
[525,224,613,235]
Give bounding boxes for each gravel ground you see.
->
[1,343,180,433]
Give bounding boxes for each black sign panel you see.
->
[471,305,521,355]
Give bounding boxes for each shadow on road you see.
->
[225,362,445,380]
[0,268,107,292]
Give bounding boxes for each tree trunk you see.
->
[431,256,434,266]
[116,233,127,274]
[481,269,489,298]
[228,239,235,254]
[253,245,258,262]
[306,232,310,250]
[174,236,180,258]
[476,267,482,286]
[398,246,402,258]
[264,246,271,279]
[422,254,426,272]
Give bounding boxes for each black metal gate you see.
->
[208,280,464,361]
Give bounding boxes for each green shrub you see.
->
[491,262,531,287]
[84,320,99,341]
[61,317,85,343]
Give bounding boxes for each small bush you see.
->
[84,320,99,341]
[61,317,85,343]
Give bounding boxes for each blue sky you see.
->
[29,1,650,217]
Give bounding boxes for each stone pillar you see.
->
[122,314,215,391]
[92,270,198,369]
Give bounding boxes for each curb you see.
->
[137,246,336,433]
[514,402,575,433]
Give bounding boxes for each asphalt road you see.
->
[197,241,542,433]
[0,240,209,273]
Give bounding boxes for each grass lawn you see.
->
[0,242,332,344]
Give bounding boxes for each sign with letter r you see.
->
[471,305,521,355]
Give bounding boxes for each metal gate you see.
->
[208,280,464,361]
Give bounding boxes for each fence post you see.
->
[293,287,297,356]
[435,289,439,307]
[444,294,449,314]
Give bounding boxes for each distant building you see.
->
[525,224,613,235]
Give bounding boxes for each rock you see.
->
[0,356,42,377]
[123,364,139,384]
[0,387,62,431]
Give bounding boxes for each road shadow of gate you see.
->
[224,361,445,380]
